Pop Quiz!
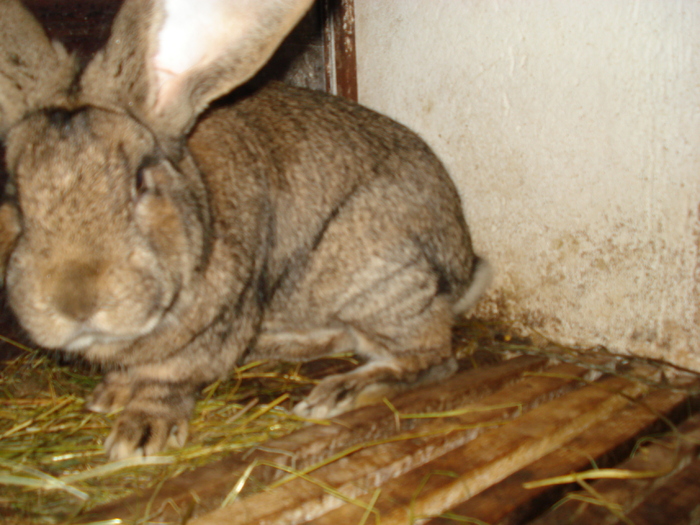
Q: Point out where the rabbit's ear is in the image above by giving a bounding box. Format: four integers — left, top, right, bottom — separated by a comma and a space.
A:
0, 0, 76, 135
79, 0, 162, 119
81, 0, 313, 140
150, 0, 314, 136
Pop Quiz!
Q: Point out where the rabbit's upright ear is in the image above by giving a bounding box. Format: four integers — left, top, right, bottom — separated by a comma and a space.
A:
81, 0, 314, 141
0, 0, 76, 135
79, 0, 162, 119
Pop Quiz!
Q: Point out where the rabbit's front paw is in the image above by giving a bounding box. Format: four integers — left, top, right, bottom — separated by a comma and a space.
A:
86, 371, 133, 413
105, 406, 190, 461
102, 383, 196, 460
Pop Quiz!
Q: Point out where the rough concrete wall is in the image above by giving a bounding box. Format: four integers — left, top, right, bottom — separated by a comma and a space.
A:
355, 0, 700, 371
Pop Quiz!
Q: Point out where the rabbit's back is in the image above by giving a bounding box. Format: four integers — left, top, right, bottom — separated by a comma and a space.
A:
188, 82, 476, 310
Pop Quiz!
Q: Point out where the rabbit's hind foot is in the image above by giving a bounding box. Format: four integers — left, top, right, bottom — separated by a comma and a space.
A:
292, 353, 457, 419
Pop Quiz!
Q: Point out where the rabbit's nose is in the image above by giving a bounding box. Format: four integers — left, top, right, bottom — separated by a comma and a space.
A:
53, 262, 102, 322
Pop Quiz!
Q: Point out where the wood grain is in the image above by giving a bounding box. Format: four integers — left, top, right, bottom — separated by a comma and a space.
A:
531, 412, 700, 525
191, 363, 591, 525
425, 387, 694, 525
304, 372, 655, 524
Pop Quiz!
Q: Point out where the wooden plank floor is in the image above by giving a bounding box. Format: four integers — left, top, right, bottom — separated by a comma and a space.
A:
77, 334, 700, 525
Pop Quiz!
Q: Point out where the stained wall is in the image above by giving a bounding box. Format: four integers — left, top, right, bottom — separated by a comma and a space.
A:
355, 0, 700, 370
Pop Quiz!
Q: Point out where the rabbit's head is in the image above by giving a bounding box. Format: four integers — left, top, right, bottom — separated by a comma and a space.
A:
0, 0, 312, 357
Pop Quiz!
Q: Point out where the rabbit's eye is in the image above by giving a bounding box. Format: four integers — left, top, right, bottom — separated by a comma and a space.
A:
135, 166, 157, 198
3, 179, 17, 200
133, 155, 162, 199
135, 168, 147, 195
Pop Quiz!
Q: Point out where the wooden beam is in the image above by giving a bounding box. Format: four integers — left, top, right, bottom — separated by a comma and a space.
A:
322, 0, 358, 101
531, 412, 700, 525
304, 372, 655, 524
424, 387, 694, 524
189, 363, 591, 525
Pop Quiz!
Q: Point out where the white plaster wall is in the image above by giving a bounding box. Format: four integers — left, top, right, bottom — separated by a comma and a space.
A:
355, 0, 700, 370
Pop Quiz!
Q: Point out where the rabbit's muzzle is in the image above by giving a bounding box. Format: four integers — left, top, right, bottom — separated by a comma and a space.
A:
5, 243, 172, 355
53, 261, 102, 322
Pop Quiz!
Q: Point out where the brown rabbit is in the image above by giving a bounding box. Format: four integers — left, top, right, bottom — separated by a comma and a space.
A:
0, 0, 491, 460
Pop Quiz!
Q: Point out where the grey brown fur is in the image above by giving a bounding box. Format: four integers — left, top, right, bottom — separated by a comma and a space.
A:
0, 0, 491, 460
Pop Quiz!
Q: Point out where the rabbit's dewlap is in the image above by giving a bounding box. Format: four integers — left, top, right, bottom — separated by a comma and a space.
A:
0, 0, 490, 460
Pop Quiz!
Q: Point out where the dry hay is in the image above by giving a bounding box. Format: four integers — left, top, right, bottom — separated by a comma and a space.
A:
0, 335, 351, 523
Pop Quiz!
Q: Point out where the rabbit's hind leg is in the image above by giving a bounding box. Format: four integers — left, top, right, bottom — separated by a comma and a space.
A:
291, 288, 458, 419
252, 254, 458, 419
257, 183, 466, 419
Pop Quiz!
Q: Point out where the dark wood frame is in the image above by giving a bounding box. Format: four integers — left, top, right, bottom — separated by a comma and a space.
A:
322, 0, 358, 101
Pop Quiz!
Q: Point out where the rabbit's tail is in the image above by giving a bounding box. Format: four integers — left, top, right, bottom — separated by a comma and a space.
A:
452, 257, 493, 315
